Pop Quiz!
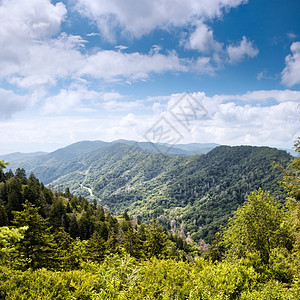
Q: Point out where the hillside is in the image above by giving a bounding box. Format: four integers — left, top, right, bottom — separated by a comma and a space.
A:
1, 140, 218, 184
21, 142, 291, 242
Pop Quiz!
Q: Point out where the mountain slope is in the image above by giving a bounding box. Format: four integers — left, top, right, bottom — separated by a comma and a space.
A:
2, 140, 217, 184
47, 143, 292, 242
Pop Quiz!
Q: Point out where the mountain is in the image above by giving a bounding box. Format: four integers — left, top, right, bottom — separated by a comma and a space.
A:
111, 139, 218, 155
1, 140, 292, 242
172, 142, 219, 155
0, 140, 218, 184
0, 151, 47, 162
43, 143, 291, 242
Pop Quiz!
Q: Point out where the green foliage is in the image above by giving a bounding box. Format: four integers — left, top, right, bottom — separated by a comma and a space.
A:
0, 160, 9, 169
275, 138, 300, 201
12, 201, 56, 269
0, 226, 27, 266
223, 190, 293, 263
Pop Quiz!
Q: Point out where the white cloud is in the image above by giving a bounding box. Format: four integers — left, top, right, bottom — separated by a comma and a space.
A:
287, 32, 297, 40
75, 0, 247, 39
1, 89, 298, 154
0, 89, 29, 120
212, 89, 300, 103
42, 87, 100, 114
185, 26, 257, 69
0, 0, 66, 78
227, 36, 259, 63
195, 101, 299, 147
101, 92, 124, 101
186, 23, 222, 54
281, 42, 300, 87
79, 50, 187, 80
103, 100, 143, 111
0, 0, 189, 97
115, 45, 128, 51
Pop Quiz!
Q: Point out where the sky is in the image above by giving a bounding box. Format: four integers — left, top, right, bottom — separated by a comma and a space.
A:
0, 0, 300, 154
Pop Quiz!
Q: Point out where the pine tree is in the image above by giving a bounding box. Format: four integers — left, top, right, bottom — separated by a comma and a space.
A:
12, 200, 56, 269
6, 177, 23, 221
123, 227, 143, 258
145, 219, 168, 258
0, 199, 8, 226
87, 231, 106, 262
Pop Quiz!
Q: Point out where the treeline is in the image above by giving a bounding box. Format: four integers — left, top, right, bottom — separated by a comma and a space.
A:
0, 139, 299, 299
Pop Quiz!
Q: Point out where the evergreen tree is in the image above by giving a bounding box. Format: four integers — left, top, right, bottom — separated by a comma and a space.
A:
87, 231, 106, 262
123, 227, 143, 258
49, 197, 67, 230
23, 173, 42, 207
0, 199, 8, 226
145, 219, 168, 258
6, 177, 23, 221
69, 213, 79, 239
12, 200, 56, 269
15, 168, 27, 184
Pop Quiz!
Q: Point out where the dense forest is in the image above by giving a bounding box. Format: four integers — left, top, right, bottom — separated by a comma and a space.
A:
0, 140, 299, 299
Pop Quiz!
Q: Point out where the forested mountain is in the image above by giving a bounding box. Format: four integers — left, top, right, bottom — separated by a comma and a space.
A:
48, 144, 292, 242
0, 167, 199, 267
0, 151, 47, 162
0, 141, 299, 299
1, 140, 218, 183
2, 141, 292, 243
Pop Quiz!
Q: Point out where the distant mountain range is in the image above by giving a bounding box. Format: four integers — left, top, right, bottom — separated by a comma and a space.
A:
0, 140, 293, 242
0, 140, 219, 181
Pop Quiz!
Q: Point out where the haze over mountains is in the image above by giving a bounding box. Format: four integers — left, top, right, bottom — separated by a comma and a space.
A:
0, 140, 292, 242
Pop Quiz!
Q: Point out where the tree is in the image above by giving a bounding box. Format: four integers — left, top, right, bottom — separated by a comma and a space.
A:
23, 173, 43, 207
276, 138, 300, 252
223, 190, 293, 263
15, 168, 27, 184
0, 199, 8, 226
87, 231, 106, 262
6, 177, 23, 221
275, 138, 300, 201
0, 226, 27, 266
123, 227, 143, 258
145, 219, 168, 258
49, 197, 67, 230
12, 200, 56, 269
0, 160, 9, 169
69, 213, 79, 239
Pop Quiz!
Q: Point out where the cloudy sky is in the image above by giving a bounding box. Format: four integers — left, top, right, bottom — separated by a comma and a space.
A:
0, 0, 299, 154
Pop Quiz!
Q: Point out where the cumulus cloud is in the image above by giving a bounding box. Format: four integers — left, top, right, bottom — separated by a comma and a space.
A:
196, 101, 299, 147
185, 26, 257, 69
281, 42, 300, 86
0, 89, 29, 120
79, 50, 187, 80
0, 0, 66, 76
186, 23, 222, 54
211, 89, 300, 103
163, 90, 299, 148
1, 89, 298, 154
75, 0, 247, 39
42, 87, 100, 114
227, 36, 259, 63
0, 0, 190, 96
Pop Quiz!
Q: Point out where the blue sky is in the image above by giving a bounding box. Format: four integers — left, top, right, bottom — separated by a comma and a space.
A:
0, 0, 299, 154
